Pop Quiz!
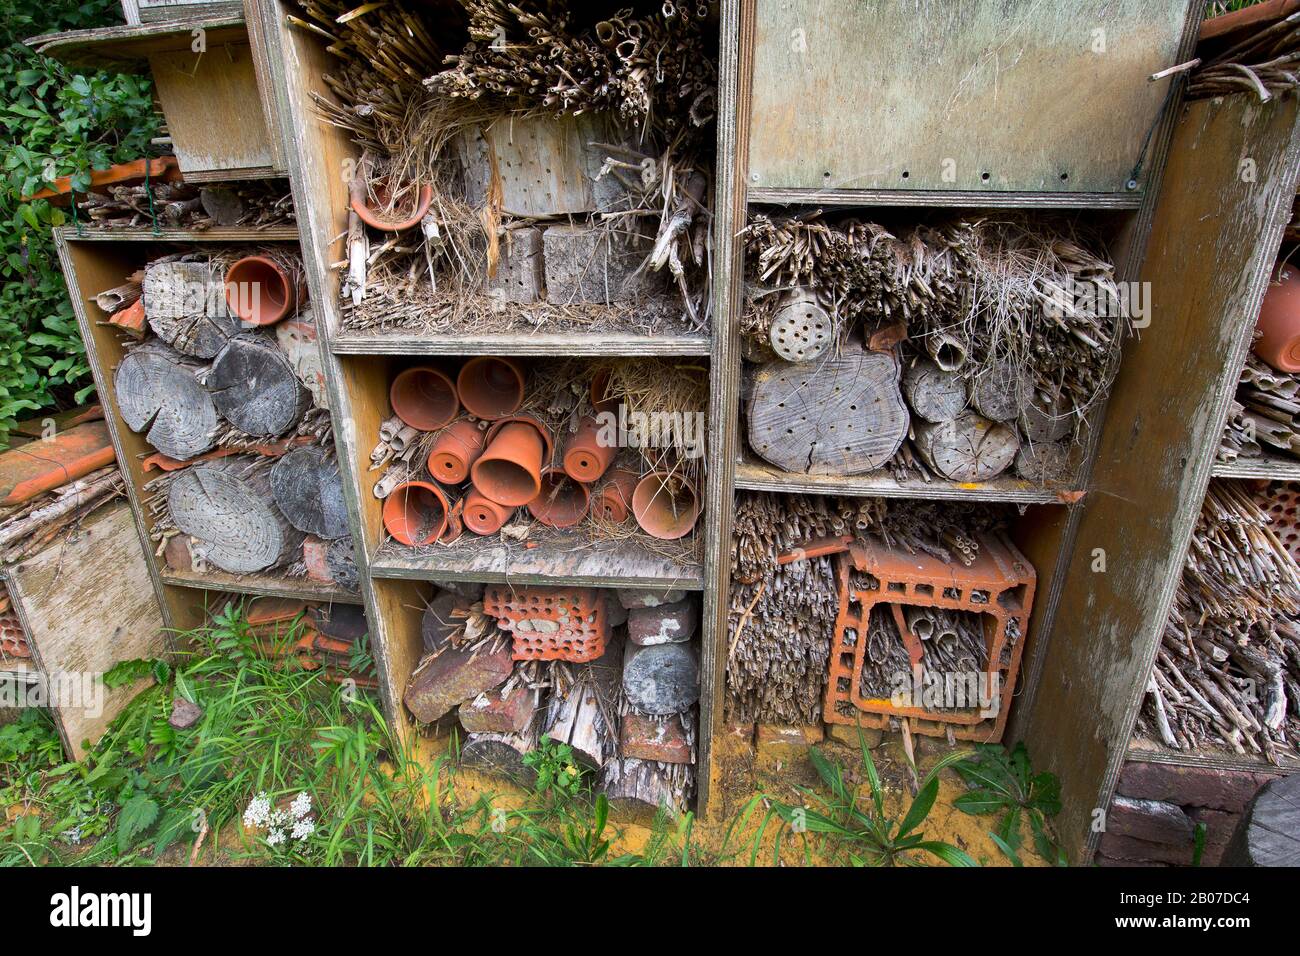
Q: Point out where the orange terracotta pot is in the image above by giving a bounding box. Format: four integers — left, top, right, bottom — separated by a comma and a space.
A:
457, 356, 526, 420
562, 415, 616, 483
632, 472, 700, 540
390, 366, 460, 431
590, 367, 618, 414
528, 467, 590, 529
349, 177, 434, 232
383, 481, 450, 545
225, 255, 297, 326
1254, 267, 1300, 372
472, 418, 551, 507
427, 418, 487, 484
594, 468, 639, 524
463, 486, 515, 535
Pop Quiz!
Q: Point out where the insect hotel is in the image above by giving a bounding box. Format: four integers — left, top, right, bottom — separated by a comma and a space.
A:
28, 0, 1300, 862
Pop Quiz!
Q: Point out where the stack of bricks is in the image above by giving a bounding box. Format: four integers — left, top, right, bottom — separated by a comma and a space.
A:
1097, 760, 1284, 866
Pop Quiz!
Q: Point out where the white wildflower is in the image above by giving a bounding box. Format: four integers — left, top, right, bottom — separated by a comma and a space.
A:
265, 827, 286, 847
291, 817, 315, 841
289, 791, 312, 820
243, 792, 272, 829
269, 807, 289, 829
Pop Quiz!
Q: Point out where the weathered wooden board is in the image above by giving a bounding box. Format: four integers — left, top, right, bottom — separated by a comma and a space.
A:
4, 502, 165, 760
747, 0, 1194, 194
329, 331, 711, 357
1015, 95, 1300, 863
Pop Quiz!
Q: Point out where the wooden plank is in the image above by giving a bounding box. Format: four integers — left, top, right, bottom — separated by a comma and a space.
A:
330, 332, 711, 357
159, 568, 361, 605
1013, 95, 1300, 864
1211, 455, 1300, 481
148, 40, 275, 176
138, 0, 243, 25
747, 0, 1192, 194
29, 18, 247, 68
1127, 737, 1300, 776
5, 503, 166, 760
734, 455, 1070, 504
370, 533, 704, 591
57, 224, 297, 242
750, 187, 1144, 210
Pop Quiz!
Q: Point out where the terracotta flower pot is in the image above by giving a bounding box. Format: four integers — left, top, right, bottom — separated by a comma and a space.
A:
225, 255, 298, 326
528, 467, 590, 529
632, 472, 700, 540
562, 415, 616, 483
389, 366, 460, 431
457, 356, 526, 420
349, 176, 434, 232
590, 367, 618, 414
382, 481, 450, 545
1254, 267, 1300, 372
427, 418, 487, 484
463, 486, 514, 535
594, 468, 639, 524
472, 418, 551, 507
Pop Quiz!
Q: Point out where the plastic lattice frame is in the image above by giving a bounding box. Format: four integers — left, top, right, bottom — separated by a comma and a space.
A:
484, 585, 609, 662
1254, 480, 1300, 565
823, 533, 1035, 742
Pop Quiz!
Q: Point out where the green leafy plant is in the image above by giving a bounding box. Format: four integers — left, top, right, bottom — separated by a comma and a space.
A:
522, 736, 588, 801
951, 741, 1065, 866
747, 732, 977, 867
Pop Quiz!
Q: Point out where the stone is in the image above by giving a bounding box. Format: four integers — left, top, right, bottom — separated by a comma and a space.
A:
302, 536, 333, 583
616, 587, 687, 609
627, 598, 696, 646
1115, 761, 1280, 813
1187, 806, 1239, 847
403, 643, 513, 724
1107, 795, 1193, 845
756, 724, 824, 769
1097, 832, 1195, 867
458, 681, 535, 734
169, 698, 203, 730
825, 721, 884, 749
487, 227, 544, 303
543, 224, 644, 305
621, 713, 692, 764
163, 534, 192, 573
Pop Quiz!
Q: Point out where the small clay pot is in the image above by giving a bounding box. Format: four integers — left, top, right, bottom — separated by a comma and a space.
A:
389, 366, 459, 431
349, 176, 433, 232
1254, 267, 1300, 372
589, 367, 618, 414
225, 255, 297, 326
632, 472, 700, 540
463, 486, 514, 535
528, 467, 590, 529
457, 356, 526, 420
472, 417, 552, 507
562, 415, 616, 483
382, 481, 450, 546
427, 418, 487, 484
594, 468, 639, 524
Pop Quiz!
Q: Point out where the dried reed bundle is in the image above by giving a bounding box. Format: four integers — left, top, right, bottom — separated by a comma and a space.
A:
1188, 11, 1300, 102
1219, 355, 1300, 462
1138, 480, 1300, 762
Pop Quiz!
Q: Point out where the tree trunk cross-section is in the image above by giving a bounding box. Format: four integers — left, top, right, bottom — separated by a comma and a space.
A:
914, 412, 1020, 482
271, 445, 350, 540
143, 258, 240, 359
114, 342, 220, 460
167, 455, 304, 574
207, 334, 310, 438
748, 350, 908, 475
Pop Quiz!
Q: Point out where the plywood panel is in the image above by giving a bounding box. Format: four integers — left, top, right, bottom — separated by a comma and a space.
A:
747, 0, 1194, 193
5, 503, 166, 760
1016, 95, 1300, 862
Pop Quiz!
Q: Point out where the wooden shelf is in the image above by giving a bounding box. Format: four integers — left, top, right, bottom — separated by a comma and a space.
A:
1127, 736, 1300, 776
160, 569, 362, 605
734, 455, 1072, 504
28, 18, 248, 69
748, 187, 1144, 210
369, 530, 704, 590
331, 331, 710, 357
0, 658, 39, 683
58, 225, 297, 243
1211, 454, 1300, 481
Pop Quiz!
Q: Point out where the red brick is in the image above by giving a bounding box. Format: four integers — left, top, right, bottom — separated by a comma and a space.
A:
1115, 761, 1280, 812
458, 681, 536, 734
302, 536, 333, 583
1095, 854, 1169, 868
403, 643, 513, 724
1108, 795, 1193, 845
164, 535, 192, 572
1098, 832, 1195, 866
621, 713, 692, 764
627, 598, 696, 646
1188, 807, 1240, 847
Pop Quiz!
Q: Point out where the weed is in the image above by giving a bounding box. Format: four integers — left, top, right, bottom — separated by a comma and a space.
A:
951, 741, 1066, 866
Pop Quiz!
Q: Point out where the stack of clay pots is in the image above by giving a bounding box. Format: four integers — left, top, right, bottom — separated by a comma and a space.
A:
380, 357, 701, 546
